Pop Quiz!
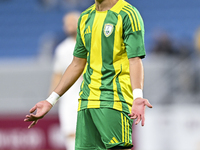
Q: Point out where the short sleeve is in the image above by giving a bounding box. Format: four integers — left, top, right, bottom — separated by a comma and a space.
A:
73, 17, 88, 59
123, 7, 146, 59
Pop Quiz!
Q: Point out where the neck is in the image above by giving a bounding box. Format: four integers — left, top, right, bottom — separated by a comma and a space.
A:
95, 0, 118, 11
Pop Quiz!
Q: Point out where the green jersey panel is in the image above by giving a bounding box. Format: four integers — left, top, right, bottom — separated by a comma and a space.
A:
73, 0, 146, 114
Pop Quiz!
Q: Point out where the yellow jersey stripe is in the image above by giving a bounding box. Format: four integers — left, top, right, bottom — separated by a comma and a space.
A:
112, 14, 123, 111
122, 8, 135, 32
91, 5, 96, 12
82, 4, 95, 14
123, 7, 138, 31
80, 14, 89, 47
78, 99, 81, 111
78, 62, 89, 111
110, 0, 124, 14
87, 11, 107, 108
124, 116, 127, 142
125, 5, 141, 31
127, 119, 129, 143
112, 137, 119, 143
78, 80, 85, 111
79, 77, 85, 96
121, 113, 124, 142
117, 58, 133, 113
110, 139, 115, 144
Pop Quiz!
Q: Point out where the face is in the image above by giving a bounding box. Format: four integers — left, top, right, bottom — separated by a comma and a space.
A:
63, 14, 79, 37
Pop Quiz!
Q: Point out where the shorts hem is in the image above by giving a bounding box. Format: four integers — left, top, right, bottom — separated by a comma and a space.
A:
107, 143, 133, 149
75, 147, 106, 150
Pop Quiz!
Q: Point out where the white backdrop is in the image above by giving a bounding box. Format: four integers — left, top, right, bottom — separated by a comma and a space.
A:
135, 105, 200, 150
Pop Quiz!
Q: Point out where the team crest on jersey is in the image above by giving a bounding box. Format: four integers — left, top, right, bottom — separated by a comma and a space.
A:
104, 23, 114, 37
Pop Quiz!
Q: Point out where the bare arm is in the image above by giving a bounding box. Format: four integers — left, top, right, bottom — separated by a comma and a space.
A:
49, 73, 62, 93
129, 57, 144, 90
24, 56, 86, 128
54, 56, 86, 96
128, 57, 152, 126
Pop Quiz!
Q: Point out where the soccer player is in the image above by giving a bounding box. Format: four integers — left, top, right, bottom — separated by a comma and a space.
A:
50, 12, 81, 150
24, 0, 153, 149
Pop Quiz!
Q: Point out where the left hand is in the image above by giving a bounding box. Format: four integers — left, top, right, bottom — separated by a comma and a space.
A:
128, 98, 153, 126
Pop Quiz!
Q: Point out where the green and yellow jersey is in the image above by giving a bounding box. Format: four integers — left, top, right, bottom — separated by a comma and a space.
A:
73, 0, 146, 114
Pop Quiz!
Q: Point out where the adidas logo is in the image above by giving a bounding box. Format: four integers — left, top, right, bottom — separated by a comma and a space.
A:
109, 137, 119, 144
109, 137, 132, 147
85, 26, 91, 34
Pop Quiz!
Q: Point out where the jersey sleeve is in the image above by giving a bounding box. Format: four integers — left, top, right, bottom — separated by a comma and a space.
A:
123, 7, 146, 59
73, 17, 88, 59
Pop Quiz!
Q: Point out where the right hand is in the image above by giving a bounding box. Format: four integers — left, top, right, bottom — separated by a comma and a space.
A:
24, 100, 52, 129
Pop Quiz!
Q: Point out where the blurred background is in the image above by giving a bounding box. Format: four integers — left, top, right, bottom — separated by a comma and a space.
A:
0, 0, 200, 150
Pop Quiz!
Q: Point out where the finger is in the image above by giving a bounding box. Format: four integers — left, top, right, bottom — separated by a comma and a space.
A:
135, 115, 141, 125
24, 115, 34, 122
128, 112, 135, 117
131, 114, 137, 119
141, 114, 145, 126
30, 113, 43, 119
29, 105, 37, 113
30, 114, 37, 118
28, 120, 37, 129
24, 114, 39, 122
129, 113, 137, 119
145, 100, 153, 108
24, 117, 35, 122
25, 115, 31, 118
24, 118, 30, 122
28, 120, 38, 129
28, 122, 34, 129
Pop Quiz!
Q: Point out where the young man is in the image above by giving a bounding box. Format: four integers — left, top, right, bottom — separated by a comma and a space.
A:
50, 12, 81, 150
24, 0, 153, 150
